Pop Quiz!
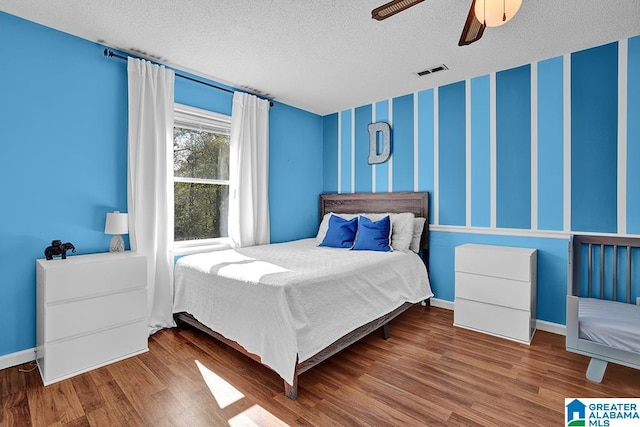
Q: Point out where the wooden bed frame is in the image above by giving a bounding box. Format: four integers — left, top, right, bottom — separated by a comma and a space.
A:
566, 234, 640, 382
174, 191, 430, 399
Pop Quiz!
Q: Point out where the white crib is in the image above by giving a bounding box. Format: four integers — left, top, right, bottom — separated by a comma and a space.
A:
566, 235, 640, 382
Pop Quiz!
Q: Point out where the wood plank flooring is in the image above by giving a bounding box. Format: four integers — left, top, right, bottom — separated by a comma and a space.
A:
2, 305, 639, 426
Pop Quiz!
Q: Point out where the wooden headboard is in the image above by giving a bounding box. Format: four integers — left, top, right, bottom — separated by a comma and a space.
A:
319, 192, 430, 252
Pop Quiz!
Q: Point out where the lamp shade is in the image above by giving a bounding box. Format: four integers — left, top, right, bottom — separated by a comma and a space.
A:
474, 0, 522, 27
105, 211, 128, 235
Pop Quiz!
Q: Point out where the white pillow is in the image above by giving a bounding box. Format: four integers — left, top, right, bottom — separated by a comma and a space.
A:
316, 212, 332, 243
316, 212, 415, 251
316, 212, 358, 244
387, 212, 414, 252
409, 217, 426, 253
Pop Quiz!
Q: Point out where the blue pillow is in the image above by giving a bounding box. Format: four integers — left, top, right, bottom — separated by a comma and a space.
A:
352, 215, 392, 252
319, 215, 358, 248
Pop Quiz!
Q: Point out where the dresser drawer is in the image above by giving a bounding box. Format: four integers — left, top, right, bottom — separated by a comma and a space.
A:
454, 298, 533, 343
38, 319, 147, 385
45, 288, 146, 342
455, 244, 535, 281
455, 272, 531, 311
39, 253, 146, 303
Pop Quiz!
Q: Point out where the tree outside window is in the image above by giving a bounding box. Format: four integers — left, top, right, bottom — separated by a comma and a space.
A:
173, 106, 230, 243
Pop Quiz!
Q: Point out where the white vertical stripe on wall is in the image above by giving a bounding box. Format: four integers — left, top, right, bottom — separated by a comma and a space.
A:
338, 111, 342, 194
388, 98, 393, 192
414, 92, 419, 191
465, 79, 472, 227
351, 108, 355, 193
490, 72, 497, 228
433, 87, 440, 225
371, 103, 376, 192
563, 54, 571, 232
531, 62, 539, 231
618, 39, 628, 234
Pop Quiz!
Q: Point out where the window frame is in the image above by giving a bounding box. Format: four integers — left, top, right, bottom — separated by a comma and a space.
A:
172, 103, 232, 255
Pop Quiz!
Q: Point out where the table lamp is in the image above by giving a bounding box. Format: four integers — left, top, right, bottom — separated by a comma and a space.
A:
104, 211, 128, 252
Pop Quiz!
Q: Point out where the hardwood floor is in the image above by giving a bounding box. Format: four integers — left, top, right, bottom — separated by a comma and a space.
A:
2, 305, 639, 426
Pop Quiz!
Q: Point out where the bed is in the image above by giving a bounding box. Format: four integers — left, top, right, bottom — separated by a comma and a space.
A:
173, 191, 432, 399
566, 234, 640, 382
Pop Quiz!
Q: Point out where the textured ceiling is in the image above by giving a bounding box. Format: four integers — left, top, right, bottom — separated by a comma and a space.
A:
2, 1, 639, 115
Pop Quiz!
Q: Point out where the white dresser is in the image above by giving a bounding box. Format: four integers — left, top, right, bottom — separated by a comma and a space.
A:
454, 244, 537, 344
36, 251, 148, 385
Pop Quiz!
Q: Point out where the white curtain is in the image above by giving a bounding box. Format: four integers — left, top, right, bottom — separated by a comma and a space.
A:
127, 57, 176, 335
228, 92, 270, 247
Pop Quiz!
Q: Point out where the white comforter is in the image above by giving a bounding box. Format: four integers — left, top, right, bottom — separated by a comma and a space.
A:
173, 238, 432, 384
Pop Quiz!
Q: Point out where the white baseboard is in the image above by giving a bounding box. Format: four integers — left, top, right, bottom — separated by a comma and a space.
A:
428, 298, 566, 336
430, 298, 454, 310
0, 348, 36, 371
536, 319, 566, 336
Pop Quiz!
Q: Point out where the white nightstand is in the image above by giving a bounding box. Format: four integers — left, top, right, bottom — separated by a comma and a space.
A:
36, 251, 148, 385
454, 244, 537, 344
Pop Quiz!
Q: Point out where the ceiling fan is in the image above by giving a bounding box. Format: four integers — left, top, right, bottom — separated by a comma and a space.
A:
371, 0, 522, 46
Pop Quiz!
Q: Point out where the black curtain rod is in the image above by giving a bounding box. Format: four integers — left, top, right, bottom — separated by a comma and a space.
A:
103, 49, 273, 106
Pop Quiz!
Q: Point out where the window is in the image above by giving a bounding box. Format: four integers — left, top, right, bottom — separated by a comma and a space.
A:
173, 104, 231, 249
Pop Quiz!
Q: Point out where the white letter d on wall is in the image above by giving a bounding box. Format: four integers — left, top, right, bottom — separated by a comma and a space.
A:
368, 122, 392, 165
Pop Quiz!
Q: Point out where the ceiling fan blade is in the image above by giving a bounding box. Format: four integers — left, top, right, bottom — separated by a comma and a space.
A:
458, 0, 486, 46
372, 0, 425, 21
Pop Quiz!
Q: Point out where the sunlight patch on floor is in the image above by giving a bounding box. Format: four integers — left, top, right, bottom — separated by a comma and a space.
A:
228, 404, 290, 427
195, 360, 245, 409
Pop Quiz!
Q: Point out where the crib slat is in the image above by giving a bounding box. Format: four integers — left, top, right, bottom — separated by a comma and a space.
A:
600, 244, 605, 298
627, 246, 632, 304
572, 239, 581, 296
588, 244, 593, 298
613, 245, 618, 301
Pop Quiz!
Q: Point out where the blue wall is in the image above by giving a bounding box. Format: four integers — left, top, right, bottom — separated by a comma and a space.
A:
571, 43, 619, 233
537, 57, 564, 231
269, 103, 323, 243
496, 65, 531, 229
0, 11, 322, 359
322, 35, 640, 325
438, 82, 466, 226
629, 36, 640, 234
470, 76, 491, 228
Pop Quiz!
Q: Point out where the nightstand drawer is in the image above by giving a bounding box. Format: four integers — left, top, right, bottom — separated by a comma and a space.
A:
39, 320, 147, 385
46, 288, 146, 342
455, 272, 531, 311
41, 253, 146, 303
455, 244, 535, 281
454, 298, 532, 342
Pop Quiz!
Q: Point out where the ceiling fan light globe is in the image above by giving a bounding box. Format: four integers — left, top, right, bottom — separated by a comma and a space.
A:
474, 0, 522, 27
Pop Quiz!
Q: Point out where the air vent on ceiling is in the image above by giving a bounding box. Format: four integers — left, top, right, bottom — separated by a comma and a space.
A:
416, 64, 449, 77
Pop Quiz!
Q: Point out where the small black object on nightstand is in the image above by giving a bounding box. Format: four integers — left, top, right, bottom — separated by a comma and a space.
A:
44, 240, 76, 260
